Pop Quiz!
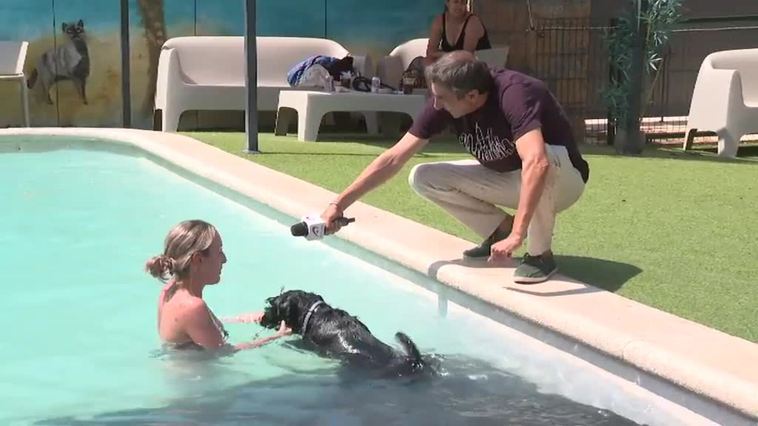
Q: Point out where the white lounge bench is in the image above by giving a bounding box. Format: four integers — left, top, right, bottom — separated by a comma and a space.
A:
0, 41, 30, 127
154, 36, 371, 132
684, 48, 758, 157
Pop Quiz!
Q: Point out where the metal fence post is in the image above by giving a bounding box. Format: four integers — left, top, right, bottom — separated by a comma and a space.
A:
120, 0, 131, 128
244, 0, 259, 153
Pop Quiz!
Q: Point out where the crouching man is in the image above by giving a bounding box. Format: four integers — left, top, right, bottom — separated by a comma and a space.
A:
321, 51, 589, 284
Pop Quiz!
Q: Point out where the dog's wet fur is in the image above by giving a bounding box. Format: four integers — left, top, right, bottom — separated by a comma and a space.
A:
260, 290, 436, 378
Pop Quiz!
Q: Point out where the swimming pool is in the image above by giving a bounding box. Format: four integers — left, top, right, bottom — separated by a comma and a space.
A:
0, 135, 722, 425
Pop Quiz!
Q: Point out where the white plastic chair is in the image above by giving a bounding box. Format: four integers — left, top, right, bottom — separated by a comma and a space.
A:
376, 38, 429, 88
377, 39, 510, 87
0, 41, 30, 127
476, 46, 510, 69
684, 48, 758, 157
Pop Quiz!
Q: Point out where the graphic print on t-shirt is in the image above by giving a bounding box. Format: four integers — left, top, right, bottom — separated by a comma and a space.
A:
458, 122, 516, 162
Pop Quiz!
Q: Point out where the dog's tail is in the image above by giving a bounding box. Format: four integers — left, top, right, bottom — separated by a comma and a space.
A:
27, 68, 38, 89
395, 332, 422, 364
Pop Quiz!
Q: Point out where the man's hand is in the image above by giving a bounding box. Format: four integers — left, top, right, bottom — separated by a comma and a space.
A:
320, 203, 344, 235
488, 233, 524, 262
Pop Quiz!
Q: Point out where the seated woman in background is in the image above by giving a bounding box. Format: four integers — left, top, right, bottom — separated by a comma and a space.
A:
403, 0, 491, 85
145, 219, 290, 352
425, 0, 491, 65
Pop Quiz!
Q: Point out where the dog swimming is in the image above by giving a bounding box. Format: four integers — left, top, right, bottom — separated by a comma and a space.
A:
260, 290, 436, 377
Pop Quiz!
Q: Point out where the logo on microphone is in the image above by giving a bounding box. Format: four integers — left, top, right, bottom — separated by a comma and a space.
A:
290, 214, 355, 241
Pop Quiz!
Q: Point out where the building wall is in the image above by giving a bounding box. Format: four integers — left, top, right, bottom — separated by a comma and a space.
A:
0, 0, 445, 129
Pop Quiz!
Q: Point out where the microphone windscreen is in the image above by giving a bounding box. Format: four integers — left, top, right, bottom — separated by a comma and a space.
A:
290, 221, 309, 237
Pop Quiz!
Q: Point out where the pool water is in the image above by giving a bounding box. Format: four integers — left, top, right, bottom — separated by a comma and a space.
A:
0, 142, 702, 425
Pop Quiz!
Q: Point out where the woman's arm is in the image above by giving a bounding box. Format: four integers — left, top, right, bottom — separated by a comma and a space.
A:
234, 321, 291, 351
182, 301, 227, 349
462, 15, 486, 53
221, 311, 264, 324
425, 16, 444, 64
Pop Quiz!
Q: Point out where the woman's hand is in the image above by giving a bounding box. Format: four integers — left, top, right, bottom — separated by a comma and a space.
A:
276, 320, 292, 337
221, 312, 264, 324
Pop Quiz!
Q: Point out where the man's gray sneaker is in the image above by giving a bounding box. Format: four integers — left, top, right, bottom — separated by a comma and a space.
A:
463, 227, 510, 259
514, 253, 557, 284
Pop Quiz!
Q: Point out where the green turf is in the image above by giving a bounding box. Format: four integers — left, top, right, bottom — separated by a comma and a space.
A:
186, 131, 758, 342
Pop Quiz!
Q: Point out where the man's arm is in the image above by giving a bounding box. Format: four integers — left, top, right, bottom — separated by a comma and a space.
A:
490, 128, 550, 259
322, 132, 428, 231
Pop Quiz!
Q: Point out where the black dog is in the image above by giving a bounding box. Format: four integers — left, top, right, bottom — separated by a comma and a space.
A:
260, 290, 433, 377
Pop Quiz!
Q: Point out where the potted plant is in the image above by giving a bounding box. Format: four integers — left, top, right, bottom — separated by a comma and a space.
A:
604, 0, 682, 154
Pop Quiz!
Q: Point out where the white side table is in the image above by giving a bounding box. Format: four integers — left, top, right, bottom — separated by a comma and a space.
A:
275, 90, 427, 141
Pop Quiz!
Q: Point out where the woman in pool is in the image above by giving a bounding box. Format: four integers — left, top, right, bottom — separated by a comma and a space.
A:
145, 219, 290, 351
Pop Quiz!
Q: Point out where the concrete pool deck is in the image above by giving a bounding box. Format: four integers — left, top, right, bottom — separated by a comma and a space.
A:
1, 127, 756, 424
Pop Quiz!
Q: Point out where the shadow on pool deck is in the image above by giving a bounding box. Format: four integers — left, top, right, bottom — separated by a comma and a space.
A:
428, 255, 642, 294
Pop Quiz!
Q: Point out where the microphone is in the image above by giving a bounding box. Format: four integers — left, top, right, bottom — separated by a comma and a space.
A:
290, 214, 355, 240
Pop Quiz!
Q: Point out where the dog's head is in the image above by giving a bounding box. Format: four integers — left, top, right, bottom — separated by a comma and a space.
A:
62, 20, 85, 39
260, 290, 325, 333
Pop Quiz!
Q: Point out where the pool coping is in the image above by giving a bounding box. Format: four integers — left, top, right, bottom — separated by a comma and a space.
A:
2, 127, 756, 423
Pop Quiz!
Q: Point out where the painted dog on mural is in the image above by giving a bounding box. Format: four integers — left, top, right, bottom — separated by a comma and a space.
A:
28, 20, 90, 105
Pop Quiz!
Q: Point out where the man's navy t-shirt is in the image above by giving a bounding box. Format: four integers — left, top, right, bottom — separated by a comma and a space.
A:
409, 69, 589, 183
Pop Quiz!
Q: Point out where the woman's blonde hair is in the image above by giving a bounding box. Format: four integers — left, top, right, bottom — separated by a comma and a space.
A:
145, 220, 218, 282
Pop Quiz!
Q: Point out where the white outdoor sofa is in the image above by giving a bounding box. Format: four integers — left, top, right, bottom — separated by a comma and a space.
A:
154, 36, 371, 132
376, 37, 509, 88
683, 48, 758, 157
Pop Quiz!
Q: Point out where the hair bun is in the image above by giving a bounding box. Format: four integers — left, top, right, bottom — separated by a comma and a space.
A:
145, 254, 175, 281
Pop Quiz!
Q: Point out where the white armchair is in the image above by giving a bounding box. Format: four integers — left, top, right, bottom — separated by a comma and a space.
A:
476, 46, 509, 69
0, 41, 30, 127
376, 38, 509, 89
684, 48, 758, 157
376, 38, 429, 89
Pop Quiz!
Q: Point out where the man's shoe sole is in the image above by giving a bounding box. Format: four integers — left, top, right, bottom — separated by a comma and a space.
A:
513, 267, 557, 284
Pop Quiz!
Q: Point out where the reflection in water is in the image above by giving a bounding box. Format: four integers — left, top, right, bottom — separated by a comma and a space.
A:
37, 355, 640, 426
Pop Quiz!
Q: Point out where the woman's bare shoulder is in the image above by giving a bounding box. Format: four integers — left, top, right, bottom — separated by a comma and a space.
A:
468, 13, 486, 29
430, 14, 443, 29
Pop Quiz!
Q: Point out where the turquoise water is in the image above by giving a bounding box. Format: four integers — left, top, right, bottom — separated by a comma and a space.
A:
0, 140, 686, 425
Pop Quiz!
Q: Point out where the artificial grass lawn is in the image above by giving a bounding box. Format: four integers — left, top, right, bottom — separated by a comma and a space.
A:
187, 131, 758, 342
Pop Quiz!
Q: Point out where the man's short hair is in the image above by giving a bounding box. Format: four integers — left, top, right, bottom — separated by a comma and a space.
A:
425, 51, 493, 99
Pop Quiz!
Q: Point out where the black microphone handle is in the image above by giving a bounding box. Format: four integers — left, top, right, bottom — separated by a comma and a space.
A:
334, 217, 356, 226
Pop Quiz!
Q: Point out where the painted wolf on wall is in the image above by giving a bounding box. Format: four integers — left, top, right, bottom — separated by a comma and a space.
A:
28, 20, 90, 105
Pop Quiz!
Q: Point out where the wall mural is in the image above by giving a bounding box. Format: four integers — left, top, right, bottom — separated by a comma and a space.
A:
0, 0, 442, 129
